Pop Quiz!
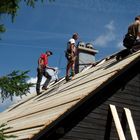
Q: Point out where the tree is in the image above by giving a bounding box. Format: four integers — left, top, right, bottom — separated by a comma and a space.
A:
0, 1, 54, 139
0, 0, 35, 33
0, 70, 34, 102
0, 0, 54, 34
0, 123, 17, 140
0, 0, 54, 100
0, 72, 34, 140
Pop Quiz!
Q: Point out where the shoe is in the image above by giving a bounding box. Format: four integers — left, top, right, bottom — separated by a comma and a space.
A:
36, 90, 40, 95
55, 79, 58, 83
42, 87, 48, 90
65, 75, 70, 81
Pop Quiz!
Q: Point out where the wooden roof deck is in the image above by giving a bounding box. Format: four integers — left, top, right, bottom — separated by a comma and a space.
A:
0, 50, 140, 140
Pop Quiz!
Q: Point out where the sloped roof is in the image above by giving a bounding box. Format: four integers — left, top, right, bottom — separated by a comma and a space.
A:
0, 50, 140, 140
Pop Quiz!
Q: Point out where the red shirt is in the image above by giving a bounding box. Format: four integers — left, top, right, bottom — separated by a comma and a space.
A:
38, 53, 48, 68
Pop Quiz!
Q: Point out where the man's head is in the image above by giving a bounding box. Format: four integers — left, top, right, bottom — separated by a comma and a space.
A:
135, 15, 140, 21
72, 32, 79, 40
46, 51, 53, 56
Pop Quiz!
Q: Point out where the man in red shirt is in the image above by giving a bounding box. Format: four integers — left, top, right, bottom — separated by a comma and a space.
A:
36, 51, 55, 95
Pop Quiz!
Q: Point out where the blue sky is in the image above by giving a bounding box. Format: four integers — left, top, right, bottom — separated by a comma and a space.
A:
0, 0, 140, 111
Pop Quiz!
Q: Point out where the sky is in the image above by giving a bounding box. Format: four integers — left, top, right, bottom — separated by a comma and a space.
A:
0, 0, 140, 112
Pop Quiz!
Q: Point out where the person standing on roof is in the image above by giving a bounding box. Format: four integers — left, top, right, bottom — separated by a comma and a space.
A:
123, 15, 140, 51
65, 33, 79, 81
36, 51, 55, 95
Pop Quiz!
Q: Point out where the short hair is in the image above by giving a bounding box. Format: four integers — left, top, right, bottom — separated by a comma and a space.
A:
135, 15, 140, 21
72, 32, 78, 38
46, 51, 53, 55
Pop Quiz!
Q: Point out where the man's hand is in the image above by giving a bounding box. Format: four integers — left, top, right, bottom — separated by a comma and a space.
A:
52, 68, 56, 71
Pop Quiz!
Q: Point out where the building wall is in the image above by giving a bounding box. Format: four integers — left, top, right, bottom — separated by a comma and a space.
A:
59, 74, 140, 140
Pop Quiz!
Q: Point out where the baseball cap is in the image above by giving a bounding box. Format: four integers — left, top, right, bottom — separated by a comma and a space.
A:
69, 38, 75, 44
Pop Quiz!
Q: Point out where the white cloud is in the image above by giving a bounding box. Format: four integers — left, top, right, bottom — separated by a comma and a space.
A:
105, 20, 115, 31
94, 21, 116, 47
117, 41, 124, 49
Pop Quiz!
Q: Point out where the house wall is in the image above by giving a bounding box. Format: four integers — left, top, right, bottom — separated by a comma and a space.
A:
59, 74, 140, 140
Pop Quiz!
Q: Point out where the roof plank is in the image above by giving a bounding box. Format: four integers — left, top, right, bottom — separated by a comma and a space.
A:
0, 50, 140, 140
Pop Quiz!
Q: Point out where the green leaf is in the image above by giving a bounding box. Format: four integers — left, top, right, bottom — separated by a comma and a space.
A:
0, 123, 17, 139
0, 70, 34, 102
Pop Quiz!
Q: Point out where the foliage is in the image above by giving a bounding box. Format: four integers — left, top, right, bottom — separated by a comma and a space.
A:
0, 0, 54, 34
0, 25, 5, 34
0, 1, 54, 139
0, 123, 17, 140
0, 70, 34, 102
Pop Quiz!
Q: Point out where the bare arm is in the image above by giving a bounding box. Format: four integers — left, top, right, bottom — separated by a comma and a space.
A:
38, 58, 44, 68
138, 24, 140, 38
69, 43, 75, 55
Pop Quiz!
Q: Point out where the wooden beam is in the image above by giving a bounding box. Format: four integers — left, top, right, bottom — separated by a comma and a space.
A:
109, 104, 126, 140
124, 108, 139, 140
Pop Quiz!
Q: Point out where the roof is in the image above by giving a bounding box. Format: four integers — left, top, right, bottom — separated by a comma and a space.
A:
0, 50, 140, 140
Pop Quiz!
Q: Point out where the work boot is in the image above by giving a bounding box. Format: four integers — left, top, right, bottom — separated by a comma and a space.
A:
65, 75, 70, 81
36, 90, 40, 95
42, 86, 48, 90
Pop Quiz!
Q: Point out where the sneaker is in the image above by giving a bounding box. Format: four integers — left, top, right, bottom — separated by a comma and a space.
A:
42, 87, 48, 90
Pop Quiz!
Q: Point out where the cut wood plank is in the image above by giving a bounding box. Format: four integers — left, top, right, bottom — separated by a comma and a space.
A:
0, 71, 116, 124
124, 108, 139, 140
109, 104, 126, 140
5, 127, 41, 140
4, 100, 79, 133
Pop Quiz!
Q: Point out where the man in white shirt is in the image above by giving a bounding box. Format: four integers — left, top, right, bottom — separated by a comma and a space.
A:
65, 33, 79, 81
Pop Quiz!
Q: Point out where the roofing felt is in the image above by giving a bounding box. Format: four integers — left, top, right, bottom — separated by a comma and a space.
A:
0, 50, 140, 140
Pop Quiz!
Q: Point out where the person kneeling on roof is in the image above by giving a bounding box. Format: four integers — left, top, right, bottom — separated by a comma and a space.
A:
123, 15, 140, 52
